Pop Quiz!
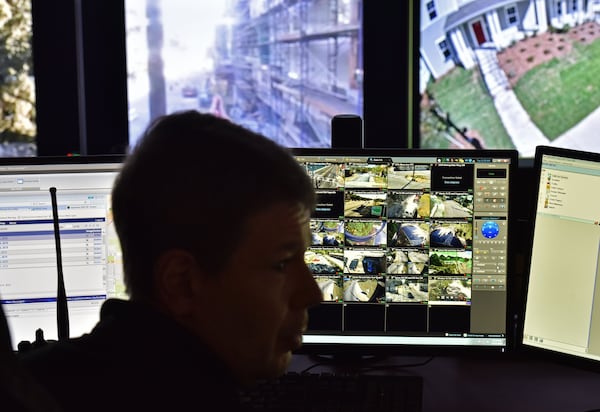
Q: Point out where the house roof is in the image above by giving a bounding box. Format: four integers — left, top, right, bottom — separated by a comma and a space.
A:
445, 0, 523, 31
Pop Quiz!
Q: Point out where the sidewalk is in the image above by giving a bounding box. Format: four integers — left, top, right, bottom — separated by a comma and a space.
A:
475, 48, 549, 158
476, 47, 600, 156
551, 105, 600, 152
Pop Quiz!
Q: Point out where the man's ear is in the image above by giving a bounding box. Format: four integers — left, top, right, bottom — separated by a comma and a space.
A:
154, 249, 202, 316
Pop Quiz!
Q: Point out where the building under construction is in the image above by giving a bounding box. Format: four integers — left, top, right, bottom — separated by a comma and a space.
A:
213, 0, 363, 147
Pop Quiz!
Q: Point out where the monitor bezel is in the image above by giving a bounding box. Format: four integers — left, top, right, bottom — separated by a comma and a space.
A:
292, 147, 519, 357
0, 155, 126, 168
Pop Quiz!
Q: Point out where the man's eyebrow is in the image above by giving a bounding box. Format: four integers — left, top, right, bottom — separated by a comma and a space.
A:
277, 238, 307, 253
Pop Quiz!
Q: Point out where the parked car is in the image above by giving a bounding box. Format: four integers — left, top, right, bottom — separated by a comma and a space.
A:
181, 85, 198, 98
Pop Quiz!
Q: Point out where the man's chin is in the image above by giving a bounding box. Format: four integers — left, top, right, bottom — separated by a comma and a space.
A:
239, 350, 294, 385
261, 350, 293, 380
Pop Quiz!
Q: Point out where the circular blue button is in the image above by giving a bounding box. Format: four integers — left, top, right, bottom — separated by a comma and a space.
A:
481, 221, 500, 239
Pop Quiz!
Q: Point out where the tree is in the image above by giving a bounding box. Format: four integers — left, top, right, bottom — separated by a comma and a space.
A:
0, 0, 35, 143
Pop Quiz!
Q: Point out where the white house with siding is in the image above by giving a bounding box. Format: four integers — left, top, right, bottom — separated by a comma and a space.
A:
420, 0, 597, 93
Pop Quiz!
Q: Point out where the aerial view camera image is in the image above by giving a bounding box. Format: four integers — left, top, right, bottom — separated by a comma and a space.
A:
419, 0, 600, 157
305, 162, 345, 189
430, 193, 473, 218
387, 249, 429, 275
345, 164, 388, 189
428, 250, 473, 275
344, 190, 387, 218
386, 276, 428, 303
344, 249, 387, 275
343, 276, 385, 303
388, 192, 430, 219
315, 275, 343, 302
428, 277, 472, 302
345, 220, 387, 247
430, 222, 473, 248
387, 164, 432, 190
125, 0, 363, 148
311, 220, 344, 247
388, 222, 430, 248
305, 248, 344, 275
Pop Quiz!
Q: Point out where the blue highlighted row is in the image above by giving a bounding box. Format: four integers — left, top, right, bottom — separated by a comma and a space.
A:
2, 295, 107, 304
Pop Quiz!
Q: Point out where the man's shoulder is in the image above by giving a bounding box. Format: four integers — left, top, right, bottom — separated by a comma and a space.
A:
18, 335, 109, 378
17, 300, 140, 372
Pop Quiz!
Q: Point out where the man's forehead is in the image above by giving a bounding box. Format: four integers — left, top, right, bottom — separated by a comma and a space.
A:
247, 202, 312, 239
286, 201, 312, 221
258, 201, 311, 221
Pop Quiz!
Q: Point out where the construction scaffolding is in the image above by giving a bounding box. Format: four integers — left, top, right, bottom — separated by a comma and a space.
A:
217, 0, 363, 147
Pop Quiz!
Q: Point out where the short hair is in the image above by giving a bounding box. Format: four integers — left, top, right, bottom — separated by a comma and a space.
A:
111, 111, 315, 301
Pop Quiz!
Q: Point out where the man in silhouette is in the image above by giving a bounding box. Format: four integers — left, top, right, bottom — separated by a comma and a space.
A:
19, 110, 322, 411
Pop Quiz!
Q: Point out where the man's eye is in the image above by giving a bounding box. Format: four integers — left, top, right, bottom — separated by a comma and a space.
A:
274, 259, 290, 272
275, 253, 302, 272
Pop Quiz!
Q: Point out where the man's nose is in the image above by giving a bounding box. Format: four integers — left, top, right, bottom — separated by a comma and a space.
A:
291, 263, 323, 309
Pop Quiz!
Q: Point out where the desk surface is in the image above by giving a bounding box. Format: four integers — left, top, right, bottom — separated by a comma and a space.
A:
289, 353, 600, 412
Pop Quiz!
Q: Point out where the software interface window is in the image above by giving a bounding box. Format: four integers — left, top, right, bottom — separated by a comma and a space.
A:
523, 153, 600, 360
0, 162, 123, 348
295, 152, 512, 347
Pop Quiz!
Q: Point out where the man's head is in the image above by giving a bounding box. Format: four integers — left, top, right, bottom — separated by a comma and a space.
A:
111, 110, 322, 382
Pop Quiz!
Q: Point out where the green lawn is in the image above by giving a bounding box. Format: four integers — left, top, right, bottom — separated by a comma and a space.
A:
514, 39, 600, 140
422, 37, 600, 147
423, 67, 514, 149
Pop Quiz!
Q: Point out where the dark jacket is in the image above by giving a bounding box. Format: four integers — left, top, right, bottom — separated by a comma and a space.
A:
18, 299, 243, 411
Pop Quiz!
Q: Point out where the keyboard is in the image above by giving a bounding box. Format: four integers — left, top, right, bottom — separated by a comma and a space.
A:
239, 371, 423, 411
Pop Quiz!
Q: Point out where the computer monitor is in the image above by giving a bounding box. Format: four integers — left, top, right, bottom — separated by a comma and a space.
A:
124, 0, 364, 149
416, 0, 600, 162
0, 156, 124, 349
522, 145, 600, 368
294, 148, 517, 356
0, 148, 517, 357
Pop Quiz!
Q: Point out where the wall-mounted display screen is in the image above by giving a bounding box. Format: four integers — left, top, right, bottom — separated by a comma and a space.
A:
418, 0, 600, 159
0, 0, 36, 157
125, 0, 363, 149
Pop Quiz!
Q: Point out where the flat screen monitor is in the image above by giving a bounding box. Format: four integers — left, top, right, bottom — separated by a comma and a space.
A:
0, 0, 37, 157
522, 145, 600, 368
0, 148, 517, 356
294, 148, 517, 355
417, 0, 600, 161
124, 0, 364, 149
0, 156, 124, 349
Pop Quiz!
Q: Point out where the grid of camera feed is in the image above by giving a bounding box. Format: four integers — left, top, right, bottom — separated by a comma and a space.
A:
296, 152, 511, 340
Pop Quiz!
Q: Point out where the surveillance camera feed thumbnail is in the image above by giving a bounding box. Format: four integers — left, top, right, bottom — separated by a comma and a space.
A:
125, 0, 363, 149
419, 1, 600, 158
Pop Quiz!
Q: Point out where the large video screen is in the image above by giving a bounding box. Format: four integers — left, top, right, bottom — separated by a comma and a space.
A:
418, 1, 600, 159
0, 0, 36, 157
125, 0, 363, 149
